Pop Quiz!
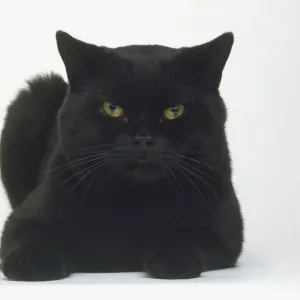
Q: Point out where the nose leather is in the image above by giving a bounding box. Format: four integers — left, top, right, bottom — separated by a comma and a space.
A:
132, 128, 153, 147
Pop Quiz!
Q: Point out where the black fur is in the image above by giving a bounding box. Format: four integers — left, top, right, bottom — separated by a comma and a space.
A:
0, 31, 243, 281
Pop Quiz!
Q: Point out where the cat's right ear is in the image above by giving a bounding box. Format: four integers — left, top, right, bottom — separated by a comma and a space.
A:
56, 31, 116, 84
56, 31, 84, 81
56, 30, 104, 83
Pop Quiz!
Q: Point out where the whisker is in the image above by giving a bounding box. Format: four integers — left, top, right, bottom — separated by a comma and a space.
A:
201, 160, 219, 173
164, 172, 178, 197
96, 155, 127, 193
179, 160, 215, 180
175, 164, 204, 203
37, 152, 109, 179
68, 160, 110, 195
178, 163, 220, 203
164, 164, 184, 196
83, 161, 112, 197
97, 165, 118, 192
80, 144, 114, 151
57, 159, 107, 188
176, 154, 219, 174
67, 154, 109, 168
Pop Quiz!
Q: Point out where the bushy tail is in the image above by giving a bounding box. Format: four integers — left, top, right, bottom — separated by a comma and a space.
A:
0, 73, 68, 208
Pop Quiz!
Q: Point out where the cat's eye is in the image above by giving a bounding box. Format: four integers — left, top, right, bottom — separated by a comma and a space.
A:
163, 104, 184, 120
102, 102, 124, 118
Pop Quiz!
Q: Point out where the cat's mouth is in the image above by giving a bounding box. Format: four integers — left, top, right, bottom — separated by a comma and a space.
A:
113, 148, 176, 181
119, 160, 164, 181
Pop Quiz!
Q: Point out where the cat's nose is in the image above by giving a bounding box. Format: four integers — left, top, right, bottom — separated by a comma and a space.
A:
132, 129, 154, 147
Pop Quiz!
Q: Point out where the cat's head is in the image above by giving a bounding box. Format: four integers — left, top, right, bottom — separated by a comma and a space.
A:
56, 31, 233, 182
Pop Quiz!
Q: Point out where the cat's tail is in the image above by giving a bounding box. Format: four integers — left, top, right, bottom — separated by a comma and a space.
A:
0, 73, 68, 209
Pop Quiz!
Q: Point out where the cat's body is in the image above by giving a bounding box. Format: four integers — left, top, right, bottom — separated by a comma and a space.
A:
0, 31, 243, 281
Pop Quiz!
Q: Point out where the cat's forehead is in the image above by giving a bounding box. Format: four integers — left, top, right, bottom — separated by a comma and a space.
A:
113, 45, 178, 62
107, 62, 183, 110
86, 46, 192, 110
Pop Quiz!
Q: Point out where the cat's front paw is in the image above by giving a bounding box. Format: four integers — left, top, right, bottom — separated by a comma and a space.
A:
143, 243, 202, 279
2, 245, 73, 281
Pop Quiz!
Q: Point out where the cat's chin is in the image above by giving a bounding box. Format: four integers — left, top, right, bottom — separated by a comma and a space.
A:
119, 162, 165, 182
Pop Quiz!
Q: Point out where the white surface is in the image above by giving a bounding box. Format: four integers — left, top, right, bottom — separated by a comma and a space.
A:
0, 0, 300, 298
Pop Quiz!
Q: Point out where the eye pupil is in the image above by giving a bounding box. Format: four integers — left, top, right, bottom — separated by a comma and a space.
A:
171, 106, 179, 115
109, 104, 116, 112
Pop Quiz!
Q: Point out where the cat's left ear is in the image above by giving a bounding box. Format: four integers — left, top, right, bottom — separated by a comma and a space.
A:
170, 32, 234, 89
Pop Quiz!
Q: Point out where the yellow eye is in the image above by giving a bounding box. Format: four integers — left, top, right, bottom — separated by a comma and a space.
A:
102, 102, 124, 118
163, 104, 184, 120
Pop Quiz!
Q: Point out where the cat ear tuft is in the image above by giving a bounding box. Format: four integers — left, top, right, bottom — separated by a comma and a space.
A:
171, 32, 234, 89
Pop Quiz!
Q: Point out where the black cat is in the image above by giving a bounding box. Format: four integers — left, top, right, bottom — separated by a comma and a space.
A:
0, 31, 243, 281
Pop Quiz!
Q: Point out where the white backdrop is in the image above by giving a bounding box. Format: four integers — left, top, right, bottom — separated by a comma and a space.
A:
0, 0, 299, 298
